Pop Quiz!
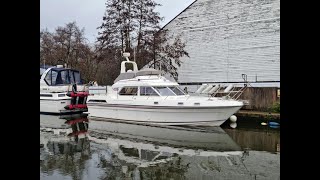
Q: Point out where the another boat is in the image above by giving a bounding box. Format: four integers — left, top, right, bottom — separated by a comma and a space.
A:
86, 53, 244, 126
40, 65, 89, 114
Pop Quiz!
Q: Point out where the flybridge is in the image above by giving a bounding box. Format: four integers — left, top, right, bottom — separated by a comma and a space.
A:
114, 52, 162, 83
114, 68, 162, 83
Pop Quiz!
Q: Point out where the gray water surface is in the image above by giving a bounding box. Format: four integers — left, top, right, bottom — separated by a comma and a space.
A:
40, 114, 280, 180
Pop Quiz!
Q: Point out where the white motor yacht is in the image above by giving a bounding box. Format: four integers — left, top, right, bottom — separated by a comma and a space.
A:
86, 53, 244, 126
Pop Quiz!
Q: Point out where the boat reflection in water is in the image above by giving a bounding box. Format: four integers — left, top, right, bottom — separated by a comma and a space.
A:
40, 115, 280, 180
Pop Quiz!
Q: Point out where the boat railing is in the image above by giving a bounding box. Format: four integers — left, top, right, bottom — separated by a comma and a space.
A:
210, 84, 248, 100
193, 74, 251, 100
67, 83, 89, 92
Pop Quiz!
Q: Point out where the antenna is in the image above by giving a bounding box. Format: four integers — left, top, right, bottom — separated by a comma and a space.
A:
133, 46, 136, 62
121, 29, 124, 54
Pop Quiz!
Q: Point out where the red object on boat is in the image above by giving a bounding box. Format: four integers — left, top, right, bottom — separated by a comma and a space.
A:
66, 91, 89, 97
64, 104, 88, 110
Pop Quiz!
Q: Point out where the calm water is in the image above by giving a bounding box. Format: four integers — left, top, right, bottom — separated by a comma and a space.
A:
40, 114, 280, 180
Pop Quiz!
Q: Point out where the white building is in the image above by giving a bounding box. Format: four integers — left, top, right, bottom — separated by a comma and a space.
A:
163, 0, 280, 92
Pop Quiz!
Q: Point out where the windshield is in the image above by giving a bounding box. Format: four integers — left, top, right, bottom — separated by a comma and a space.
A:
169, 86, 186, 95
153, 87, 176, 96
140, 86, 159, 96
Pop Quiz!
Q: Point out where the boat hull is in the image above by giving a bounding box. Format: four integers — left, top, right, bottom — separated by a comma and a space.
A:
40, 99, 87, 114
87, 103, 242, 126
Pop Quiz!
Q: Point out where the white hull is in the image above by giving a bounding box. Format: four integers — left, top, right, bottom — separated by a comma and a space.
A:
40, 98, 87, 114
87, 103, 241, 126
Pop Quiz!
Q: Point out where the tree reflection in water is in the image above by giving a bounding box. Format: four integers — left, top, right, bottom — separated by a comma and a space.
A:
40, 115, 280, 180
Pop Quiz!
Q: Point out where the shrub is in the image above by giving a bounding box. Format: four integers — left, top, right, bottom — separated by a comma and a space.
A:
269, 102, 280, 113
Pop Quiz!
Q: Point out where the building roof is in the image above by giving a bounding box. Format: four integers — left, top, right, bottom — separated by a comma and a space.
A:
160, 0, 198, 31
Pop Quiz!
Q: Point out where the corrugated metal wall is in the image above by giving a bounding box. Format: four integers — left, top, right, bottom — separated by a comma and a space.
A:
164, 0, 280, 84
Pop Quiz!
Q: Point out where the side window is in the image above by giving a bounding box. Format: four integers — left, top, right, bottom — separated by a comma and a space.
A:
140, 87, 159, 96
119, 87, 138, 95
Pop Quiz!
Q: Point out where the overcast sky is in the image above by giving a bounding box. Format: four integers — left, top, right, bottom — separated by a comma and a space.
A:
40, 0, 195, 43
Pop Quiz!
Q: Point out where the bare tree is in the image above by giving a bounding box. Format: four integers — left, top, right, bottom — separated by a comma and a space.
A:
40, 29, 55, 65
40, 22, 99, 83
40, 0, 189, 85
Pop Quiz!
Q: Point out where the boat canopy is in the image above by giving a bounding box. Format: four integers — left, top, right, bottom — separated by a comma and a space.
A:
43, 67, 83, 86
114, 68, 161, 83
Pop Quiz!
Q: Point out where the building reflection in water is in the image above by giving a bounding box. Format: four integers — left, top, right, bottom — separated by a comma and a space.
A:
222, 120, 280, 153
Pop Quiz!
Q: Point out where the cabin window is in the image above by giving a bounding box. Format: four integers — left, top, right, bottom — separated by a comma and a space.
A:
169, 86, 186, 95
119, 87, 138, 96
153, 86, 176, 96
140, 87, 159, 96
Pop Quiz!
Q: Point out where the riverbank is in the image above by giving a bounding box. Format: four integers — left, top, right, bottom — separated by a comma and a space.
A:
236, 110, 280, 121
